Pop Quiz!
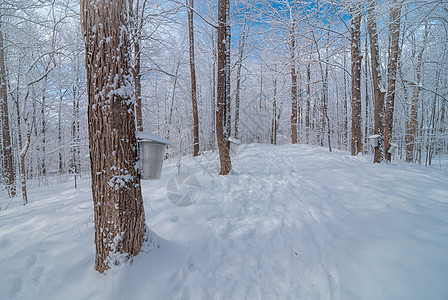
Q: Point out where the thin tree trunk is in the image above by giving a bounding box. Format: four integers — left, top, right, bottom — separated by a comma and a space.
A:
271, 77, 278, 145
384, 0, 402, 162
188, 0, 200, 156
71, 81, 80, 188
364, 27, 370, 154
0, 19, 15, 197
343, 54, 348, 150
233, 15, 248, 141
406, 23, 428, 162
41, 80, 47, 177
130, 0, 146, 132
166, 61, 180, 160
80, 0, 146, 273
290, 22, 298, 144
210, 32, 217, 149
59, 90, 64, 174
234, 47, 242, 140
306, 61, 311, 144
134, 40, 143, 131
351, 5, 363, 156
324, 41, 331, 152
216, 0, 231, 175
20, 119, 31, 205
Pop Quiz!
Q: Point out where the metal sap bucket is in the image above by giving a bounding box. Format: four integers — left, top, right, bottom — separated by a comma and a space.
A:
228, 137, 242, 157
136, 131, 171, 180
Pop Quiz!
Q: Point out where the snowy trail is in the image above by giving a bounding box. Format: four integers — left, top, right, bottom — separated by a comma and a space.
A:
1, 143, 448, 299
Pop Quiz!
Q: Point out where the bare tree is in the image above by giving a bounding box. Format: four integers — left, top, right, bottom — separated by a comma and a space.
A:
384, 0, 402, 162
405, 22, 428, 162
350, 3, 363, 156
290, 0, 298, 144
367, 0, 386, 163
128, 0, 147, 132
80, 0, 146, 273
188, 0, 200, 156
216, 0, 231, 175
234, 11, 250, 140
0, 16, 15, 197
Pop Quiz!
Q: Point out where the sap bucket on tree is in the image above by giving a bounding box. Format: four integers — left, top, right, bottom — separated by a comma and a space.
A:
368, 135, 381, 148
388, 143, 398, 154
228, 137, 242, 157
136, 131, 171, 180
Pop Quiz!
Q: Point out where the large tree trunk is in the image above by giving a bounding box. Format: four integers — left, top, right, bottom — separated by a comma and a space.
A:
0, 19, 16, 197
80, 0, 146, 273
351, 5, 363, 156
188, 0, 200, 156
367, 0, 386, 163
216, 0, 231, 175
384, 0, 402, 162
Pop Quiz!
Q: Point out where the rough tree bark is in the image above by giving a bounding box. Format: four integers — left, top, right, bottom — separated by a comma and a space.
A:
216, 0, 231, 175
188, 0, 200, 156
384, 0, 402, 162
351, 5, 363, 156
0, 18, 16, 197
80, 0, 146, 273
367, 0, 386, 163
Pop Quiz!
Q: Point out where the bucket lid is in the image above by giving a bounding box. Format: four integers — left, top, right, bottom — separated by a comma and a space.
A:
136, 131, 171, 145
228, 137, 242, 145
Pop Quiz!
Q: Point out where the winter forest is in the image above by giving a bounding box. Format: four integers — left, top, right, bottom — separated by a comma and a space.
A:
1, 0, 448, 299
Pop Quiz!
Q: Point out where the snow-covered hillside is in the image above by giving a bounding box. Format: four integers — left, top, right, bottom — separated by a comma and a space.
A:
1, 143, 447, 299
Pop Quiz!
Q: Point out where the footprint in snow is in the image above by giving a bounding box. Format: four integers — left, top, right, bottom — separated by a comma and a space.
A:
25, 255, 37, 270
10, 278, 22, 297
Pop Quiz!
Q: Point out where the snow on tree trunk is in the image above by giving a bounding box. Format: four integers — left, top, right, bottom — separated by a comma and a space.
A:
351, 5, 363, 156
367, 0, 386, 163
290, 2, 298, 145
406, 23, 428, 162
0, 18, 16, 198
216, 0, 231, 175
384, 0, 402, 162
188, 0, 200, 157
80, 0, 146, 273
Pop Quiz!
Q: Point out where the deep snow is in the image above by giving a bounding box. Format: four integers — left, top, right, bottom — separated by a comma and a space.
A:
1, 143, 448, 299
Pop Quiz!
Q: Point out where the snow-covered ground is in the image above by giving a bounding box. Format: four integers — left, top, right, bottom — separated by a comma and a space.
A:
1, 143, 448, 300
